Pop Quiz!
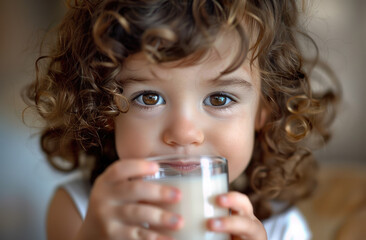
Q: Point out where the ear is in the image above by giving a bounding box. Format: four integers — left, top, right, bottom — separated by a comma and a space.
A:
255, 102, 269, 131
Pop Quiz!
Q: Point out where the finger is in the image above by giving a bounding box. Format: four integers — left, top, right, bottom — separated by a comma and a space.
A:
216, 191, 253, 216
101, 159, 159, 183
113, 181, 181, 203
114, 224, 174, 240
115, 203, 184, 230
207, 215, 266, 240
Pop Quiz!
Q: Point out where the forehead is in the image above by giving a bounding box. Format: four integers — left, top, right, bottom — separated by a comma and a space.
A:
119, 30, 259, 84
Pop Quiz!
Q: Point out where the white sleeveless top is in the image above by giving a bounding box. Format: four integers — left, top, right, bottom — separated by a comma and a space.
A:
61, 178, 311, 240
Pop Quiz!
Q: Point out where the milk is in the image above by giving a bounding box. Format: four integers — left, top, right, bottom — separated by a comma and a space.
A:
153, 173, 229, 240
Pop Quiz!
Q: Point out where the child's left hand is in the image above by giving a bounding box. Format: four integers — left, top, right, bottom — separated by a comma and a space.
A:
207, 191, 267, 240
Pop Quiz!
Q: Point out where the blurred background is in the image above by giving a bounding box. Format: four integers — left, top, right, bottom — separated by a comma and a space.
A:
0, 0, 365, 239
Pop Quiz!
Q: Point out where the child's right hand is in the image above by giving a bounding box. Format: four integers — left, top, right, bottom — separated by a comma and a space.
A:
76, 159, 183, 240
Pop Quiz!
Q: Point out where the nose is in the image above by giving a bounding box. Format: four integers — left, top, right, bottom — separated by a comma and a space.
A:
162, 115, 204, 147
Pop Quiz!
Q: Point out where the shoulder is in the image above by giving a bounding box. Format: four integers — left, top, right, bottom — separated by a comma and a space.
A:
47, 178, 91, 240
263, 206, 311, 240
47, 187, 82, 240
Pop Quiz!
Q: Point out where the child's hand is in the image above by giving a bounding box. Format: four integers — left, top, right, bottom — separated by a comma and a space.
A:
207, 192, 267, 240
76, 159, 183, 240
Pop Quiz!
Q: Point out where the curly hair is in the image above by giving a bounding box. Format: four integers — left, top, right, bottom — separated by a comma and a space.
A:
23, 0, 340, 220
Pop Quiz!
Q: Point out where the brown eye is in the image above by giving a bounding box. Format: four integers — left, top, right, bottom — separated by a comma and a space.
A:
142, 93, 159, 105
203, 93, 234, 107
134, 92, 165, 106
209, 95, 227, 106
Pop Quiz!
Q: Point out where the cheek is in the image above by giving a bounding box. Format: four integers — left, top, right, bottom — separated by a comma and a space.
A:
114, 116, 157, 159
227, 133, 255, 183
208, 119, 255, 183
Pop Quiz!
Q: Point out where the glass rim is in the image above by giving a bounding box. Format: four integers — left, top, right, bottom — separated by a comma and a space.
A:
145, 154, 227, 164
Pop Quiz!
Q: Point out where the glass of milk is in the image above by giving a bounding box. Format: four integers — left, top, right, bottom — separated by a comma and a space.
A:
145, 155, 230, 240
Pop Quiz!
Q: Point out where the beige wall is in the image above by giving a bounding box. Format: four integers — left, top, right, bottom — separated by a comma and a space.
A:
307, 0, 366, 163
0, 0, 365, 239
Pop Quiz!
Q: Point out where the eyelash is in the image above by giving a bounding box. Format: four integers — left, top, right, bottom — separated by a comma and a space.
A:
131, 91, 237, 110
203, 92, 237, 108
131, 90, 166, 110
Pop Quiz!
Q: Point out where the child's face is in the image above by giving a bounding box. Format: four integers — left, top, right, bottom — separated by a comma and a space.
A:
114, 35, 264, 182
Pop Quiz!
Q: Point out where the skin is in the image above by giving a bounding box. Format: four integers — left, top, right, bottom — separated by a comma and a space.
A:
47, 33, 268, 240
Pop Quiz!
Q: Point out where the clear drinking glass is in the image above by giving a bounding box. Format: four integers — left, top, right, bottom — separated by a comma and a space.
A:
145, 155, 230, 240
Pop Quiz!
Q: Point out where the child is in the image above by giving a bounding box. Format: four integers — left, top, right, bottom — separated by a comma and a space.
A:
24, 0, 339, 239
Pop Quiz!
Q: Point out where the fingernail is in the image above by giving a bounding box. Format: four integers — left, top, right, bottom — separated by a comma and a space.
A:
219, 195, 228, 205
149, 162, 159, 171
211, 219, 223, 230
169, 189, 179, 200
169, 215, 180, 226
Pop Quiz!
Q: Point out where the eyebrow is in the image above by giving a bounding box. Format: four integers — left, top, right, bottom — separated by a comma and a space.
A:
118, 76, 151, 86
207, 76, 253, 89
118, 68, 166, 84
118, 74, 253, 89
